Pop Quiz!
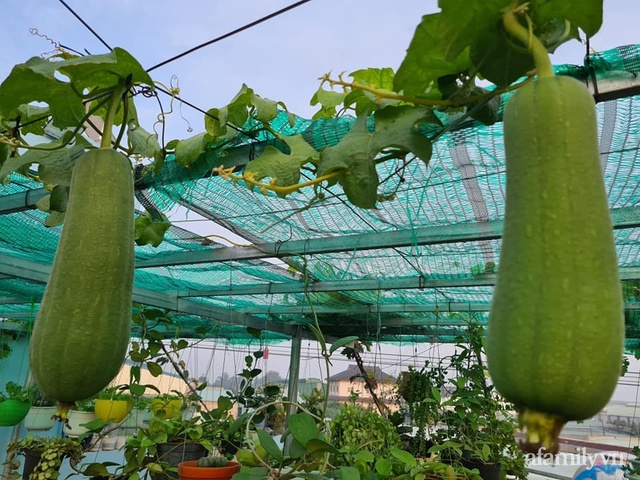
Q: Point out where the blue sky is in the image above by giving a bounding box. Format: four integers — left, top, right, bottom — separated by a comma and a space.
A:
1, 1, 639, 143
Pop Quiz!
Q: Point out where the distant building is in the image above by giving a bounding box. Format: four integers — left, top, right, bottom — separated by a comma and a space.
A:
328, 364, 396, 406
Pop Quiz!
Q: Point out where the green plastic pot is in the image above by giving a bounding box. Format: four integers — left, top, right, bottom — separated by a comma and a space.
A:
0, 399, 31, 426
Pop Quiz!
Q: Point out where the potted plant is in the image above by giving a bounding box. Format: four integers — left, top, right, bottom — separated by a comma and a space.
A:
177, 454, 240, 480
0, 381, 36, 427
151, 392, 185, 419
118, 413, 214, 480
65, 396, 98, 438
23, 386, 58, 431
94, 384, 133, 423
396, 362, 445, 457
4, 435, 85, 480
428, 323, 526, 480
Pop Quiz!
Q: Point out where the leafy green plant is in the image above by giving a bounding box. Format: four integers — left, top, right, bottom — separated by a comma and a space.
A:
396, 362, 446, 457
3, 436, 85, 480
331, 402, 402, 460
427, 322, 526, 479
71, 396, 97, 412
0, 381, 37, 403
96, 384, 132, 401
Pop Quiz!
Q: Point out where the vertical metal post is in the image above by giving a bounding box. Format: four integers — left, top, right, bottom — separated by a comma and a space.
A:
286, 325, 302, 419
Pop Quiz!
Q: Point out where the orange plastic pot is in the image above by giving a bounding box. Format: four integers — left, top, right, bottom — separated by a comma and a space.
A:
177, 461, 240, 480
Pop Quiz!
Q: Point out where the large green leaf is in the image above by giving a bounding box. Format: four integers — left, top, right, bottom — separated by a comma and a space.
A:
244, 135, 319, 195
174, 132, 211, 167
438, 0, 534, 87
394, 14, 472, 97
128, 123, 162, 158
310, 87, 347, 119
0, 48, 153, 130
58, 47, 153, 92
134, 212, 171, 248
288, 413, 318, 446
256, 428, 282, 461
0, 57, 85, 128
532, 0, 603, 37
37, 145, 85, 186
438, 0, 512, 62
317, 118, 378, 209
371, 105, 436, 164
436, 0, 602, 87
205, 84, 284, 143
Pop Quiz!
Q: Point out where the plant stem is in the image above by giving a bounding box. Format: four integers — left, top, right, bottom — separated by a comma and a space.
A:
502, 4, 555, 79
100, 83, 128, 149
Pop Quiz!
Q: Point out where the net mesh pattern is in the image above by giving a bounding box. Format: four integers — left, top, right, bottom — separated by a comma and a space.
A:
1, 45, 640, 347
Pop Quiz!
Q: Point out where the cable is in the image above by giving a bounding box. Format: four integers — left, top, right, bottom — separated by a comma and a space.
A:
146, 0, 313, 72
56, 0, 112, 51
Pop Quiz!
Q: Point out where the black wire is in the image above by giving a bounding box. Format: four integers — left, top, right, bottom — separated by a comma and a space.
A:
146, 0, 313, 73
56, 0, 112, 51
153, 84, 260, 139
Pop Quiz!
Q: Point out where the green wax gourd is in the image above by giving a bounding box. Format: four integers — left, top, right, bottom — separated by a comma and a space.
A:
486, 75, 624, 453
30, 148, 135, 420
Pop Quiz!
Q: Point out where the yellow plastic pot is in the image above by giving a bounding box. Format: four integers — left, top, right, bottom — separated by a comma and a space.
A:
150, 398, 183, 419
94, 399, 131, 423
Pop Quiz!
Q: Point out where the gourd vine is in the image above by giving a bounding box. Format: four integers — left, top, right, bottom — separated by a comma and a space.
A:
502, 2, 555, 80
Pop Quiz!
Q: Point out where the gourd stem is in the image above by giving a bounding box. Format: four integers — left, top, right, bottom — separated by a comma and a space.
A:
503, 6, 555, 79
100, 84, 128, 149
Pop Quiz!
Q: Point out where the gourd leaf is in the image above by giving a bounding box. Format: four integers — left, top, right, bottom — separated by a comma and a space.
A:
371, 105, 436, 165
317, 117, 377, 209
134, 212, 171, 248
174, 132, 211, 167
351, 68, 395, 91
0, 48, 153, 130
346, 68, 398, 114
57, 47, 154, 92
436, 0, 534, 86
128, 122, 163, 164
37, 145, 85, 186
250, 92, 279, 123
394, 13, 472, 98
310, 87, 347, 119
0, 56, 85, 128
244, 135, 319, 195
533, 0, 602, 37
288, 413, 318, 446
